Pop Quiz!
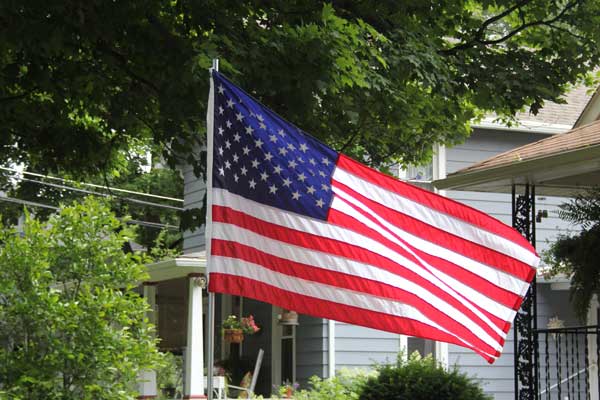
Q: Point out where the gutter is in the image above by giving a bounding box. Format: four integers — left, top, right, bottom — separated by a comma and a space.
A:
472, 118, 572, 135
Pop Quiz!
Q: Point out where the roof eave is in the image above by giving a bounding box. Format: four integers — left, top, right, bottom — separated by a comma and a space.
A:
434, 144, 600, 195
472, 119, 572, 135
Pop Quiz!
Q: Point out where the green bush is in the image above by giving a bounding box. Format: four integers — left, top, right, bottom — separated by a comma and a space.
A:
156, 352, 183, 399
359, 353, 491, 400
275, 368, 374, 400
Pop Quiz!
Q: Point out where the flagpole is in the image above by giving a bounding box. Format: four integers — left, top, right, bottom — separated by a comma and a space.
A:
205, 58, 218, 400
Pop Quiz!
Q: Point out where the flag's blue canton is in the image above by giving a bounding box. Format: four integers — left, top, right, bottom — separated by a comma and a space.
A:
212, 71, 338, 221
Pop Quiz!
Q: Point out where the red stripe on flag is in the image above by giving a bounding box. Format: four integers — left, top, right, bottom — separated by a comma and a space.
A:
212, 239, 503, 355
336, 154, 535, 253
209, 273, 498, 363
329, 191, 528, 310
332, 179, 535, 282
212, 205, 510, 335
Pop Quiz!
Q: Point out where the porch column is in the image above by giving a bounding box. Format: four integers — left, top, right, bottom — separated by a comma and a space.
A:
398, 335, 408, 362
138, 282, 158, 399
328, 320, 336, 378
435, 341, 448, 369
184, 273, 207, 399
512, 184, 538, 400
588, 296, 599, 400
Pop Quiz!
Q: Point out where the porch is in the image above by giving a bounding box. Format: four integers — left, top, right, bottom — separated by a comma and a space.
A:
434, 119, 600, 399
137, 252, 298, 399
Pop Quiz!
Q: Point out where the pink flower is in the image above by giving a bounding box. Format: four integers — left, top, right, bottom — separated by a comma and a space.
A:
240, 315, 260, 335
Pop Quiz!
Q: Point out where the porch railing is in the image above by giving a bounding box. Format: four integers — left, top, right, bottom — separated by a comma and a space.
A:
536, 325, 600, 400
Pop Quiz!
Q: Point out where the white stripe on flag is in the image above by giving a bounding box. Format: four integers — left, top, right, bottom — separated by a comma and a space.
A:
333, 168, 539, 267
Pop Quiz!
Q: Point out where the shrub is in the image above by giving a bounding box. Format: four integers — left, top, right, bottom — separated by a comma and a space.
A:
280, 368, 375, 400
156, 352, 183, 399
359, 353, 491, 400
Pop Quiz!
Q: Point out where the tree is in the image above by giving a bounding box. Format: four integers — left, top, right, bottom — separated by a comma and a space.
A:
543, 187, 600, 320
2, 0, 600, 179
0, 197, 161, 399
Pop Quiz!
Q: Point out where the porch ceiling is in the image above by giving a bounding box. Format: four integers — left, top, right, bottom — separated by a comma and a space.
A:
434, 120, 600, 196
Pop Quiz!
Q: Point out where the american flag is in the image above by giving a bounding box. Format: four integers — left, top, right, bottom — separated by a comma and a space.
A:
207, 71, 539, 363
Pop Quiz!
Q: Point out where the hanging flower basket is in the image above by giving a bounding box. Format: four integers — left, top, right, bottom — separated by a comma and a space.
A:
279, 310, 299, 326
222, 315, 260, 344
223, 328, 244, 343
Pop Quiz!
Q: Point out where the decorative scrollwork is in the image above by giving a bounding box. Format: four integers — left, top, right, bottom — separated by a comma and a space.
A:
512, 184, 537, 400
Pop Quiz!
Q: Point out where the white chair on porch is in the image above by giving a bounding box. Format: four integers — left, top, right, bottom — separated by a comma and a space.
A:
226, 348, 265, 398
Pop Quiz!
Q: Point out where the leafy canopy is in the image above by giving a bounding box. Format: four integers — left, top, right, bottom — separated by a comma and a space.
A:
0, 197, 161, 399
2, 0, 600, 181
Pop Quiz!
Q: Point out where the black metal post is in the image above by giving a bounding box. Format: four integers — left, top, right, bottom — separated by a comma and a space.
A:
512, 183, 538, 400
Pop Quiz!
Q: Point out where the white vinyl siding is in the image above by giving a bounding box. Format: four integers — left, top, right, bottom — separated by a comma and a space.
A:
181, 160, 206, 254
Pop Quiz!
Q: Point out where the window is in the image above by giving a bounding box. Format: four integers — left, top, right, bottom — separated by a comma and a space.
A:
404, 163, 433, 182
396, 144, 446, 190
407, 337, 435, 358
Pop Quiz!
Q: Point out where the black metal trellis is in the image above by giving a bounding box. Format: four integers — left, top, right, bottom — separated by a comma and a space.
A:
536, 325, 600, 400
513, 183, 538, 400
512, 184, 600, 400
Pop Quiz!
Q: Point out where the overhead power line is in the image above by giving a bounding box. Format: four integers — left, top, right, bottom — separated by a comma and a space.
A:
0, 195, 58, 210
0, 166, 184, 203
128, 219, 178, 230
15, 176, 183, 211
0, 195, 178, 231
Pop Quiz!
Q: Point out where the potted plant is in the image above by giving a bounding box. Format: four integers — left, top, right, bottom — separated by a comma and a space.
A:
274, 380, 299, 399
222, 315, 260, 343
278, 310, 299, 325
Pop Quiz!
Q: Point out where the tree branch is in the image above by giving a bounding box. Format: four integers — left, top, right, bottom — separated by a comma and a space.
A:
96, 42, 161, 94
476, 0, 580, 46
0, 91, 32, 103
477, 0, 532, 33
445, 0, 532, 53
443, 0, 581, 54
60, 16, 162, 95
545, 22, 589, 42
338, 128, 362, 153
